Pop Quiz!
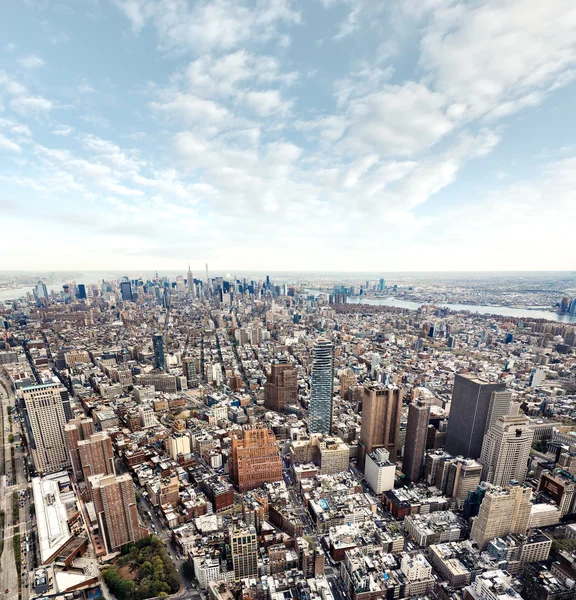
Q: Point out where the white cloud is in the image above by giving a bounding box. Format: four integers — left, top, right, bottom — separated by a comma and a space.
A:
114, 0, 300, 53
419, 0, 576, 120
52, 126, 74, 136
243, 89, 291, 116
339, 82, 453, 156
18, 54, 44, 69
11, 95, 53, 115
151, 92, 230, 124
0, 133, 21, 152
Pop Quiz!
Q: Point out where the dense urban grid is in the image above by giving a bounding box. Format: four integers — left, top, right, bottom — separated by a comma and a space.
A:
1, 271, 576, 600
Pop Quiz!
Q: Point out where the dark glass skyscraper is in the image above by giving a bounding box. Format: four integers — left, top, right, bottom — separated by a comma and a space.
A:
402, 400, 430, 482
444, 374, 508, 459
120, 280, 132, 301
309, 338, 334, 435
152, 333, 165, 371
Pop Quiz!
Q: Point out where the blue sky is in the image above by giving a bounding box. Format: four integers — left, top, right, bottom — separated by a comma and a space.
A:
1, 0, 576, 272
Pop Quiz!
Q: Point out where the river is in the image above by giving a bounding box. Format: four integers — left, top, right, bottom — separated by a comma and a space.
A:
334, 295, 576, 323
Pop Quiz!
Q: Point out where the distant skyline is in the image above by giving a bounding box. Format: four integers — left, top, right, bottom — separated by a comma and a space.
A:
2, 1, 576, 271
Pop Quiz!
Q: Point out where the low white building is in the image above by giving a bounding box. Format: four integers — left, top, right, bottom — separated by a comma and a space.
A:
365, 448, 395, 494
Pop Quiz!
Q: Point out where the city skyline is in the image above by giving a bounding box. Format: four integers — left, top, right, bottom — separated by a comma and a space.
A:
2, 1, 576, 271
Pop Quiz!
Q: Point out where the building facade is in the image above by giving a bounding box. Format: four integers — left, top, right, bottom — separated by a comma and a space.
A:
230, 428, 282, 492
21, 383, 70, 475
309, 339, 334, 435
264, 362, 298, 413
402, 401, 430, 482
444, 375, 508, 459
360, 384, 402, 467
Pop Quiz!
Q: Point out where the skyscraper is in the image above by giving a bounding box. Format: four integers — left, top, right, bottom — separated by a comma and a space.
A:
470, 485, 532, 549
444, 375, 508, 459
64, 417, 96, 480
479, 406, 534, 486
78, 432, 116, 480
230, 523, 258, 579
360, 384, 402, 468
152, 333, 165, 371
187, 265, 195, 298
378, 278, 385, 292
21, 383, 70, 475
230, 428, 282, 492
402, 401, 431, 482
89, 473, 148, 553
77, 284, 87, 299
264, 361, 298, 413
309, 338, 334, 435
120, 280, 133, 301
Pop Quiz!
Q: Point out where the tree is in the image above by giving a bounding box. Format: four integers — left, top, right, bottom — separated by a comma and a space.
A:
8, 434, 14, 443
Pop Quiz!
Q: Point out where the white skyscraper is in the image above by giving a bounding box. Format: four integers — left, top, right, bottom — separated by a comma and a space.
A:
21, 383, 70, 474
309, 338, 334, 435
479, 405, 534, 486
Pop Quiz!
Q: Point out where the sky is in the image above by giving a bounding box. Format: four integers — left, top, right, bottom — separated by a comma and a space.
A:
1, 0, 576, 273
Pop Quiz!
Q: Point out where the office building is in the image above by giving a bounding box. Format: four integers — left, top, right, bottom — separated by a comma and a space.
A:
64, 417, 96, 480
309, 338, 334, 435
471, 485, 532, 549
445, 375, 509, 459
21, 383, 70, 475
89, 473, 148, 553
120, 280, 132, 301
152, 333, 165, 371
538, 470, 576, 516
264, 361, 298, 413
365, 448, 396, 494
378, 278, 385, 292
402, 400, 431, 482
187, 265, 195, 298
35, 280, 49, 301
78, 432, 115, 480
479, 406, 534, 486
230, 428, 282, 492
360, 384, 402, 468
446, 458, 483, 508
230, 523, 258, 579
77, 284, 86, 299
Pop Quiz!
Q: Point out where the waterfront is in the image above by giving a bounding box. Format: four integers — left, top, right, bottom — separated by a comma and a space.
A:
344, 296, 576, 323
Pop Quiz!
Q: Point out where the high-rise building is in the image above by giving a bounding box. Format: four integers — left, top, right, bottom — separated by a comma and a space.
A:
152, 333, 165, 371
187, 265, 195, 298
89, 473, 148, 553
21, 383, 71, 475
309, 338, 334, 435
35, 280, 49, 302
470, 485, 532, 549
479, 406, 534, 486
120, 280, 133, 301
78, 432, 116, 480
402, 400, 431, 482
264, 361, 298, 413
445, 375, 509, 459
538, 470, 576, 516
230, 428, 282, 492
360, 384, 402, 468
446, 458, 483, 508
77, 284, 87, 299
378, 278, 385, 292
230, 523, 258, 579
64, 417, 96, 480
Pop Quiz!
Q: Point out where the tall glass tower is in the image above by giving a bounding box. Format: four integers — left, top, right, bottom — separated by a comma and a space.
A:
152, 333, 165, 371
309, 338, 334, 434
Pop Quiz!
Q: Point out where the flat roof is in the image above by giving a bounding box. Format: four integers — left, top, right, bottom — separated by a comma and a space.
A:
32, 473, 73, 565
